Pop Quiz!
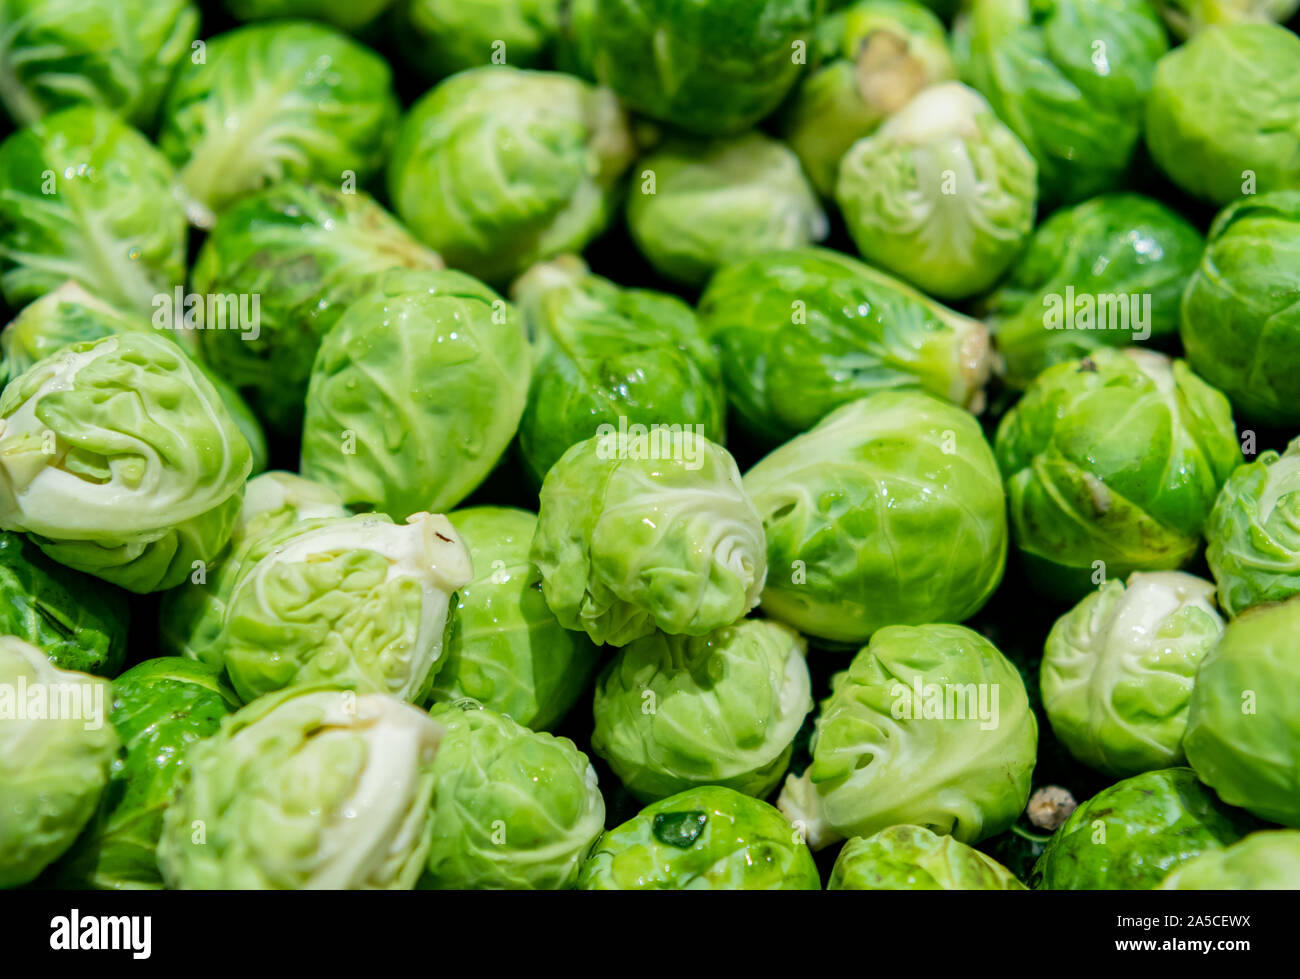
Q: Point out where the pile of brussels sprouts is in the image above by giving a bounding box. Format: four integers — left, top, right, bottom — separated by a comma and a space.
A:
2, 0, 1300, 893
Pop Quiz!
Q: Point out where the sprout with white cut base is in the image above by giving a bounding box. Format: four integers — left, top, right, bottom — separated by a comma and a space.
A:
592, 619, 812, 801
778, 624, 1036, 851
158, 687, 442, 890
217, 513, 472, 703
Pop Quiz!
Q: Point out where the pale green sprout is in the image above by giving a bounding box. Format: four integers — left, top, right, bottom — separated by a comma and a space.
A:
779, 623, 1037, 850
0, 332, 252, 593
216, 513, 472, 704
592, 619, 812, 802
421, 703, 605, 890
744, 392, 1006, 647
1185, 597, 1300, 827
627, 132, 828, 288
387, 66, 634, 285
233, 471, 353, 544
157, 687, 442, 890
836, 81, 1037, 300
531, 430, 766, 647
1041, 571, 1224, 778
985, 193, 1204, 390
0, 281, 157, 384
1145, 23, 1300, 205
300, 269, 531, 519
0, 635, 119, 889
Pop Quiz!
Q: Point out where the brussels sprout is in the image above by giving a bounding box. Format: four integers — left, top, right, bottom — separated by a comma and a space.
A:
531, 430, 766, 647
954, 0, 1168, 204
986, 193, 1205, 390
626, 133, 828, 288
0, 636, 118, 888
1154, 0, 1300, 37
421, 703, 605, 889
387, 66, 634, 286
47, 659, 240, 889
1159, 831, 1300, 889
300, 269, 531, 519
1146, 23, 1300, 205
837, 81, 1036, 301
157, 471, 350, 666
783, 0, 955, 197
1041, 572, 1225, 778
575, 0, 817, 136
191, 182, 443, 435
0, 0, 197, 127
158, 22, 399, 227
578, 785, 820, 890
216, 512, 472, 704
697, 248, 991, 446
744, 393, 1006, 647
157, 687, 442, 889
0, 106, 187, 314
0, 281, 267, 475
0, 530, 128, 676
1032, 768, 1254, 889
591, 620, 812, 802
0, 332, 252, 593
512, 256, 725, 484
779, 624, 1037, 850
428, 507, 599, 731
1206, 438, 1300, 616
828, 825, 1027, 890
995, 348, 1241, 600
1184, 597, 1300, 827
1180, 192, 1300, 425
395, 0, 560, 78
222, 0, 397, 31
